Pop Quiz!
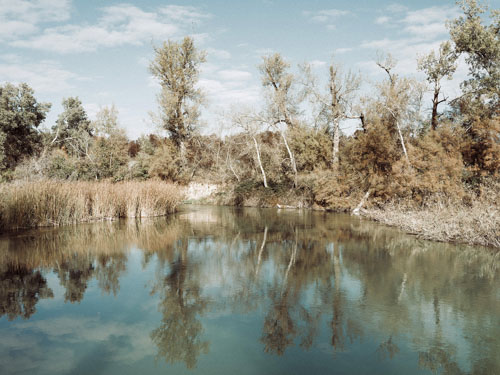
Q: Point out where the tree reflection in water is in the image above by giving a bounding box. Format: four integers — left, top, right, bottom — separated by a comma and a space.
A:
0, 263, 53, 320
55, 253, 95, 303
149, 238, 209, 369
0, 206, 498, 373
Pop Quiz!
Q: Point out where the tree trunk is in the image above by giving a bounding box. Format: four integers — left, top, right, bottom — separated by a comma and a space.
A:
280, 131, 297, 188
398, 273, 407, 303
255, 226, 268, 276
386, 108, 411, 167
431, 88, 439, 131
253, 136, 268, 188
283, 227, 298, 290
352, 190, 371, 216
179, 140, 187, 159
226, 150, 240, 182
332, 119, 340, 170
395, 119, 410, 166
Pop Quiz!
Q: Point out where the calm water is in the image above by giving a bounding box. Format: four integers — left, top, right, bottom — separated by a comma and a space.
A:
0, 205, 498, 374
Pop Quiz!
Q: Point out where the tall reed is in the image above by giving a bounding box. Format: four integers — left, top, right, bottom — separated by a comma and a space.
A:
0, 180, 184, 231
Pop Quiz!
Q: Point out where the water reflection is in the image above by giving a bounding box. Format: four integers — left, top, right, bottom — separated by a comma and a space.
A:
0, 264, 53, 320
0, 206, 498, 374
150, 238, 209, 369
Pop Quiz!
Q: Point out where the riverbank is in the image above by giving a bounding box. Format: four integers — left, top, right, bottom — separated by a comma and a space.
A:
184, 181, 500, 249
0, 180, 183, 231
362, 201, 500, 248
1, 179, 497, 248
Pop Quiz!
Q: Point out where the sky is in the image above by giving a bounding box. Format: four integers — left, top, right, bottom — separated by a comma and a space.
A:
0, 0, 498, 139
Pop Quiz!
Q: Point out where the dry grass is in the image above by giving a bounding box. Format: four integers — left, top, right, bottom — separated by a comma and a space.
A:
0, 180, 184, 231
362, 183, 500, 248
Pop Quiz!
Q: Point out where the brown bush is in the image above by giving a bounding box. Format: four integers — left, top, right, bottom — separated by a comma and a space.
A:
460, 117, 500, 181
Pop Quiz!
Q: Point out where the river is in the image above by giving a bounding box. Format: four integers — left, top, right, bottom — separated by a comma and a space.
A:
0, 205, 498, 374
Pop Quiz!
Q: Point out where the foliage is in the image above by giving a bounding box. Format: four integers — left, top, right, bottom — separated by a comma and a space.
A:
417, 41, 457, 130
288, 125, 331, 171
0, 83, 50, 171
259, 53, 297, 126
460, 117, 500, 182
53, 97, 92, 157
448, 0, 500, 119
148, 140, 181, 181
150, 36, 206, 147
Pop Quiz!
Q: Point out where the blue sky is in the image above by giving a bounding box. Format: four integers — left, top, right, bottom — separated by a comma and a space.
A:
1, 0, 497, 138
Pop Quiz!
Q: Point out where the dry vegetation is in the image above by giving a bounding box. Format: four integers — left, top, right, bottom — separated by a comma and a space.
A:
0, 180, 183, 231
362, 181, 500, 248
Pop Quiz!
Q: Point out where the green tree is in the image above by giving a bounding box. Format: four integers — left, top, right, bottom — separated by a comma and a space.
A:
418, 41, 457, 130
91, 104, 119, 137
448, 1, 500, 180
301, 60, 361, 169
150, 36, 206, 150
88, 106, 129, 179
259, 53, 297, 127
259, 53, 299, 187
372, 53, 425, 166
0, 83, 50, 171
0, 131, 6, 171
448, 0, 500, 119
52, 97, 93, 157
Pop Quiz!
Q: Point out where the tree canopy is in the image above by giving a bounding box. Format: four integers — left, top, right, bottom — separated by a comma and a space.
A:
150, 36, 206, 148
0, 83, 50, 171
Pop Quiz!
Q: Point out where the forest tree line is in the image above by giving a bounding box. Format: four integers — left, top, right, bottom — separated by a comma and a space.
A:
0, 0, 498, 211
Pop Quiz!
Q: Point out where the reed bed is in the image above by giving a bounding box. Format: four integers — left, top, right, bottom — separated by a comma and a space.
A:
0, 180, 184, 231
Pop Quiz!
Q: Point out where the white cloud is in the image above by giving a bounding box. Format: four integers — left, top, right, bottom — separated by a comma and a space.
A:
0, 21, 38, 39
303, 9, 349, 24
403, 6, 458, 26
405, 23, 447, 39
401, 6, 459, 39
360, 5, 460, 75
159, 5, 212, 23
309, 60, 326, 68
199, 66, 260, 109
0, 56, 79, 93
386, 3, 408, 13
11, 5, 177, 53
361, 37, 443, 75
189, 32, 211, 45
199, 79, 259, 105
0, 0, 70, 41
375, 16, 390, 25
255, 48, 274, 56
7, 4, 211, 54
207, 48, 232, 60
334, 47, 353, 54
218, 69, 252, 81
0, 0, 70, 23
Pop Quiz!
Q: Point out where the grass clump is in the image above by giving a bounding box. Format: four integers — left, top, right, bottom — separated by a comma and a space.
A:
0, 180, 183, 231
